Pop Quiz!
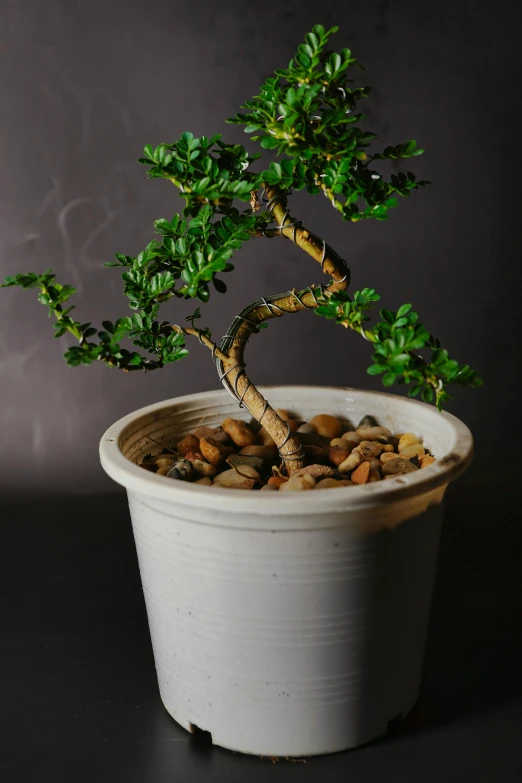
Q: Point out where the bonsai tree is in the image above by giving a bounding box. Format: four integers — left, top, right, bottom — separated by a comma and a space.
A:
2, 24, 481, 472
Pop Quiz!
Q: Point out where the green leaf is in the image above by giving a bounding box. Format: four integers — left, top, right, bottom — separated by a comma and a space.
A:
397, 303, 412, 318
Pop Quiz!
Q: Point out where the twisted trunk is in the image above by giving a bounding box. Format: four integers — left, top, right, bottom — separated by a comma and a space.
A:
217, 186, 350, 472
174, 186, 351, 472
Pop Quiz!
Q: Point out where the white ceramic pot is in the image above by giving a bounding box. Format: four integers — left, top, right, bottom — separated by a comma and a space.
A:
99, 386, 473, 758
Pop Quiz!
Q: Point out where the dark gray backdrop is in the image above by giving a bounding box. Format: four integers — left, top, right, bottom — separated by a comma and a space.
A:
1, 0, 520, 495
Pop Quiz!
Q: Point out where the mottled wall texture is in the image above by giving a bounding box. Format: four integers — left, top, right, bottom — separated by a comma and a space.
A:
1, 0, 520, 495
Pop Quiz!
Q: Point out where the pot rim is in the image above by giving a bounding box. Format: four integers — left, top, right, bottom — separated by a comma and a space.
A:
99, 385, 473, 515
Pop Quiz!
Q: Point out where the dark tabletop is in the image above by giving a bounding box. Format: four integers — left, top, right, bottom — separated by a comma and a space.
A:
2, 488, 521, 783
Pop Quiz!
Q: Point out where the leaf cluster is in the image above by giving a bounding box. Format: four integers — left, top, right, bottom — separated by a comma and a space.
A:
228, 24, 429, 222
138, 132, 261, 217
1, 271, 187, 370
315, 290, 482, 409
106, 205, 263, 307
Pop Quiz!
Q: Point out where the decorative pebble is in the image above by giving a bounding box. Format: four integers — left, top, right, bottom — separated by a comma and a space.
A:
239, 444, 278, 460
257, 426, 276, 447
355, 426, 392, 442
212, 465, 260, 489
340, 431, 361, 448
291, 464, 336, 480
327, 445, 351, 467
399, 443, 426, 459
155, 455, 175, 467
315, 478, 345, 490
356, 441, 382, 460
351, 461, 371, 485
357, 414, 379, 428
221, 417, 257, 448
227, 453, 266, 473
194, 426, 230, 444
303, 444, 328, 463
297, 432, 331, 448
279, 474, 316, 491
177, 434, 200, 457
191, 459, 218, 478
338, 451, 362, 473
268, 475, 288, 488
381, 457, 418, 476
167, 459, 194, 481
308, 414, 342, 439
139, 414, 436, 493
200, 437, 230, 465
398, 433, 419, 452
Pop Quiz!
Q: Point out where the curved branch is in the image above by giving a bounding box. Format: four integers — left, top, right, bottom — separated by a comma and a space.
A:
262, 184, 351, 294
217, 287, 324, 472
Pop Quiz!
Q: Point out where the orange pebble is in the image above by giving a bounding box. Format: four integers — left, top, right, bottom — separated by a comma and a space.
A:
351, 461, 371, 485
268, 476, 288, 487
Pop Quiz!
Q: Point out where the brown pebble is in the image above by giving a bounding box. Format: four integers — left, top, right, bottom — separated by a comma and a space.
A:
194, 477, 213, 486
315, 478, 346, 489
303, 444, 328, 463
268, 475, 288, 487
308, 414, 342, 440
213, 465, 260, 489
177, 434, 200, 457
194, 426, 230, 444
184, 451, 204, 462
419, 455, 437, 469
227, 453, 266, 473
155, 455, 175, 467
381, 443, 395, 453
368, 468, 381, 482
382, 456, 418, 476
380, 451, 398, 464
291, 464, 336, 480
338, 451, 362, 473
398, 433, 419, 453
351, 461, 371, 485
400, 443, 426, 459
279, 474, 316, 491
341, 431, 361, 448
257, 426, 276, 447
191, 459, 218, 478
356, 441, 382, 460
221, 418, 257, 448
156, 465, 172, 476
260, 483, 279, 492
355, 426, 392, 442
239, 444, 278, 460
200, 437, 230, 465
327, 445, 351, 467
